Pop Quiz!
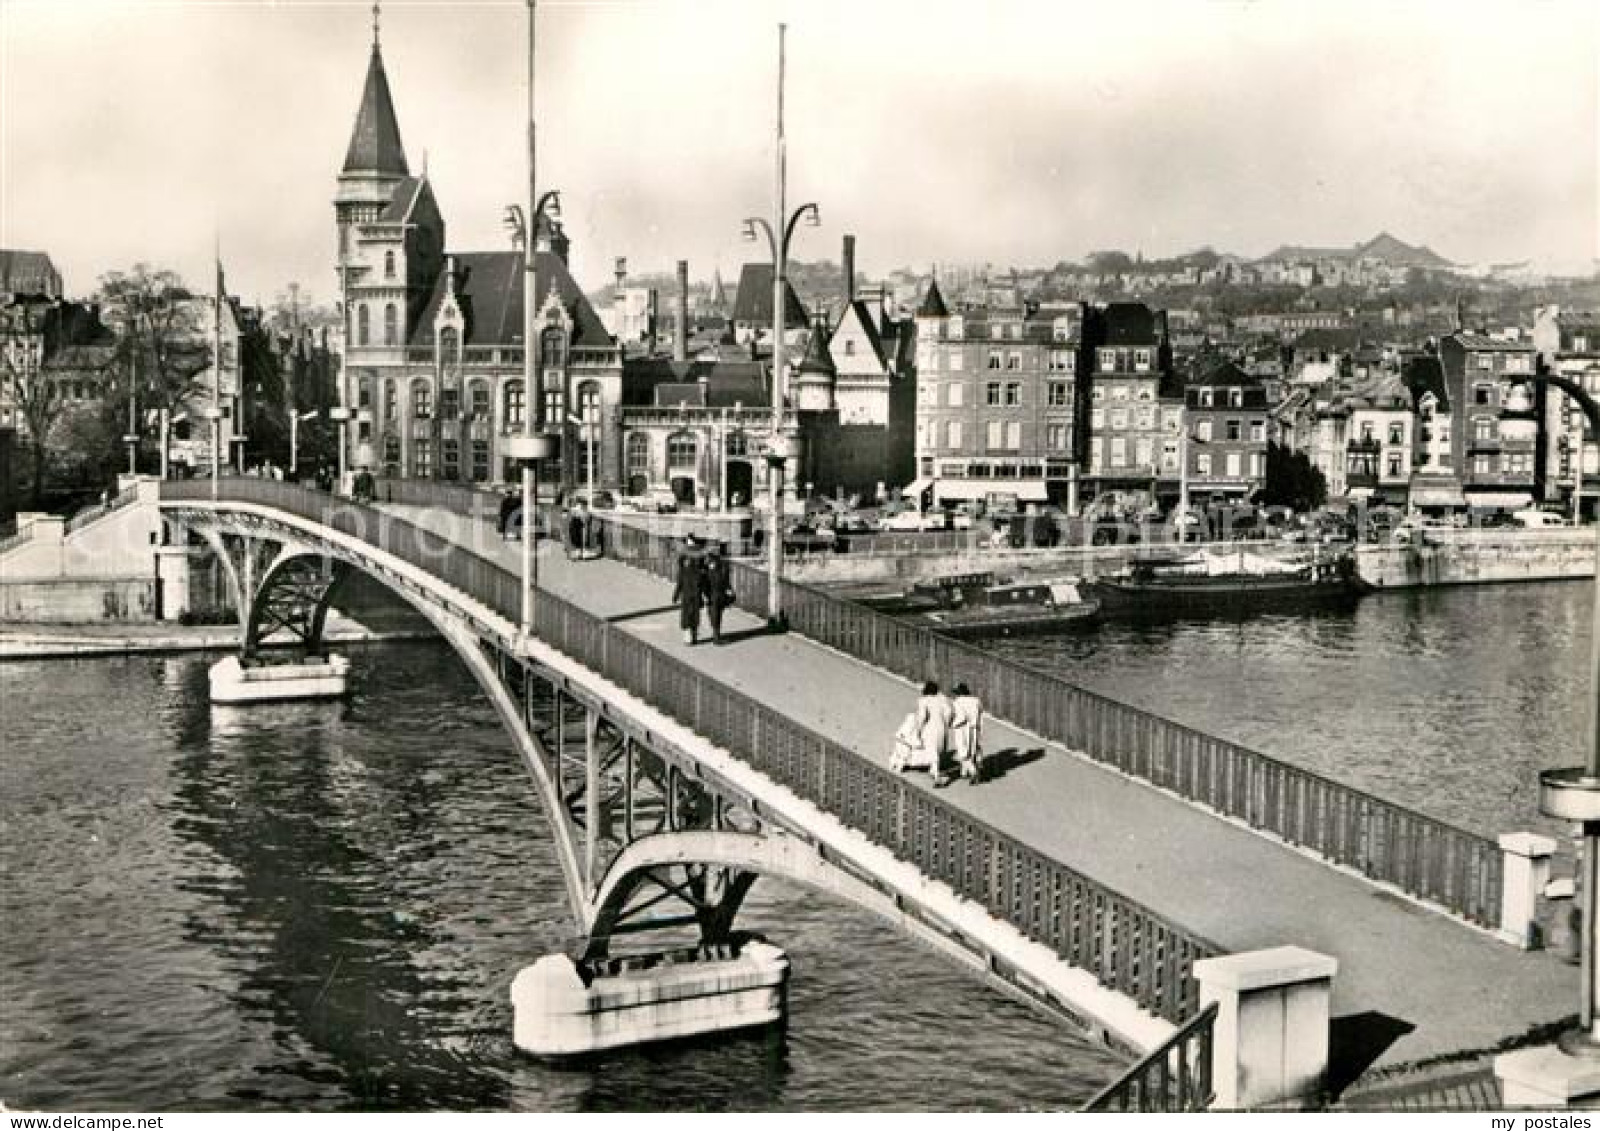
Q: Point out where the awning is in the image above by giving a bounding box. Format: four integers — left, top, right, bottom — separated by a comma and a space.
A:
934, 478, 1050, 503
900, 477, 933, 498
1410, 483, 1467, 508
1465, 490, 1533, 510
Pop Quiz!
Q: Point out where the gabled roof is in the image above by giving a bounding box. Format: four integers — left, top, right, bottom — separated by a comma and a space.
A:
0, 249, 62, 296
1403, 356, 1450, 412
654, 383, 705, 408
730, 263, 808, 327
622, 358, 771, 409
343, 45, 409, 177
797, 321, 836, 376
1446, 332, 1534, 351
410, 251, 611, 348
916, 278, 949, 318
1190, 359, 1261, 388
379, 176, 431, 223
830, 300, 888, 368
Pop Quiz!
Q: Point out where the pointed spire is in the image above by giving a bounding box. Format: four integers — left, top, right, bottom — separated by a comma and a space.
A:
798, 312, 836, 376
917, 276, 949, 319
343, 7, 409, 177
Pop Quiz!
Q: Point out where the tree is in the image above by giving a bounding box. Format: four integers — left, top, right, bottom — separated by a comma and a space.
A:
1260, 441, 1328, 511
97, 265, 213, 472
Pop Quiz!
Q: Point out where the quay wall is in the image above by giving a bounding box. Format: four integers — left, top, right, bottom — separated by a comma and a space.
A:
1357, 531, 1595, 589
0, 576, 157, 622
780, 540, 1276, 586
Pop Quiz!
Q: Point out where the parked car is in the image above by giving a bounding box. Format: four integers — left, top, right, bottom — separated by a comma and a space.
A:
567, 488, 616, 511
1511, 509, 1571, 529
646, 487, 679, 514
882, 509, 930, 532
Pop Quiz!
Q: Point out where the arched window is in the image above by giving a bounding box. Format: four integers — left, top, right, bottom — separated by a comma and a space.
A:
667, 431, 697, 473
384, 250, 396, 279
468, 380, 490, 421
576, 380, 602, 476
412, 379, 432, 418
503, 381, 525, 429
384, 303, 398, 346
726, 430, 749, 457
625, 432, 650, 477
384, 379, 397, 421
357, 304, 370, 346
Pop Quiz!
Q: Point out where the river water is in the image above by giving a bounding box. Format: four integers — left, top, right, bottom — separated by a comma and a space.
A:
2, 581, 1589, 1110
0, 643, 1123, 1112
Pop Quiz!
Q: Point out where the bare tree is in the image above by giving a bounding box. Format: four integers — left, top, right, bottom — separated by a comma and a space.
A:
97, 264, 214, 468
1, 302, 64, 505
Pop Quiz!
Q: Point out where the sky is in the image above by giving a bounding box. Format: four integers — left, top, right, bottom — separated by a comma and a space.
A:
2, 0, 1596, 308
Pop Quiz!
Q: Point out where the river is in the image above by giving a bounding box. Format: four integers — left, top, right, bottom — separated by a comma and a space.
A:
0, 642, 1123, 1112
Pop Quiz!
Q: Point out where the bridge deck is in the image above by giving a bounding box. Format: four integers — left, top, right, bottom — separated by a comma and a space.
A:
393, 505, 1572, 1080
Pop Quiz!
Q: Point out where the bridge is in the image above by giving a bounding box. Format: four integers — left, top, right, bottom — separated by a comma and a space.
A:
156, 476, 1581, 1108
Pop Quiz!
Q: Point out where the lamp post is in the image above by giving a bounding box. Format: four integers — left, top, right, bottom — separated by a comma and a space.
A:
1514, 361, 1600, 1056
329, 405, 351, 494
743, 26, 818, 628
290, 409, 318, 482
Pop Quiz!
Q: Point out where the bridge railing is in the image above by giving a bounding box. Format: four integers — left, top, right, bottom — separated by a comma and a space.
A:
161, 476, 1221, 1024
593, 515, 1506, 929
64, 483, 140, 535
1082, 1000, 1217, 1111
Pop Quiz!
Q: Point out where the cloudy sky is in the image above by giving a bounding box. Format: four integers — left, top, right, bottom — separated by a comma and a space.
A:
2, 0, 1595, 306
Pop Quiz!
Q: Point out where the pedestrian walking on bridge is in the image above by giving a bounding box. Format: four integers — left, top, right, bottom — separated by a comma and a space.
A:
915, 680, 956, 788
701, 543, 735, 645
670, 533, 706, 645
951, 682, 985, 783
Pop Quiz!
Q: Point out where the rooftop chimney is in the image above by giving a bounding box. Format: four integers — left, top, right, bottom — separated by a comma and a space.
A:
842, 235, 856, 303
675, 260, 689, 363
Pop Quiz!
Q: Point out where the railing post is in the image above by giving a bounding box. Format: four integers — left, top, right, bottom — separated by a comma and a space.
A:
1497, 831, 1559, 949
1194, 947, 1338, 1111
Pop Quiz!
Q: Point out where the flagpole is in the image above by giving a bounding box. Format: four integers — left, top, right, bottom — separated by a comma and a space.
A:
213, 244, 223, 500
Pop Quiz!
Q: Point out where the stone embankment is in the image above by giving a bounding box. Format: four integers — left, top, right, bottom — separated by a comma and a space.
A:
1356, 529, 1595, 589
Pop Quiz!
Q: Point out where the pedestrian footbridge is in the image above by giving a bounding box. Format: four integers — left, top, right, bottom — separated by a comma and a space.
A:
158, 478, 1580, 1108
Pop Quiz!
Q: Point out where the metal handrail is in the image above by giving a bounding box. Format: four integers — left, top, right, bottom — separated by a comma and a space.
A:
64, 485, 139, 534
596, 511, 1506, 927
158, 476, 1223, 1023
1082, 1001, 1217, 1111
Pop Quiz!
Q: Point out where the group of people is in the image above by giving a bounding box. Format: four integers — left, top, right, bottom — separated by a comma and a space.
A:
892, 680, 985, 787
671, 533, 735, 645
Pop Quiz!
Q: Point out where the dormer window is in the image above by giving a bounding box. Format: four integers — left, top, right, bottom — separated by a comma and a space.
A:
1228, 388, 1243, 408
1198, 388, 1214, 407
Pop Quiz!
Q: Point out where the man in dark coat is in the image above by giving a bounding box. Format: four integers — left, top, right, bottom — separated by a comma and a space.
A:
498, 491, 519, 539
670, 534, 706, 645
700, 542, 734, 645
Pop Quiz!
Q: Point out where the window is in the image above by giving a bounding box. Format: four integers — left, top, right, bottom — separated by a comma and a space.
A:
1474, 418, 1495, 440
1133, 348, 1151, 372
1251, 421, 1266, 443
985, 421, 1003, 450
1360, 423, 1375, 442
1505, 354, 1531, 374
384, 250, 395, 279
1473, 455, 1491, 475
1090, 437, 1103, 468
544, 388, 564, 426
1136, 407, 1155, 430
946, 421, 963, 449
441, 438, 460, 481
1135, 438, 1153, 467
470, 382, 490, 420
1387, 454, 1402, 477
1110, 437, 1127, 466
986, 382, 1002, 406
988, 352, 1002, 370
1225, 452, 1242, 477
1109, 408, 1128, 429
413, 437, 432, 477
667, 431, 697, 472
1049, 350, 1073, 372
1098, 348, 1116, 372
1226, 421, 1242, 441
439, 326, 458, 360
1251, 453, 1264, 477
626, 432, 650, 476
357, 305, 370, 346
412, 380, 432, 418
1387, 422, 1403, 446
1048, 382, 1070, 407
383, 433, 400, 470
1476, 352, 1494, 370
844, 339, 856, 356
384, 379, 396, 421
947, 350, 964, 371
1228, 388, 1243, 408
1047, 423, 1069, 450
1161, 439, 1179, 471
357, 376, 372, 409
1475, 385, 1493, 406
1164, 409, 1182, 432
1196, 421, 1213, 442
1006, 421, 1021, 449
504, 381, 525, 428
1092, 385, 1105, 402
439, 387, 460, 421
1005, 382, 1021, 406
1196, 452, 1212, 475
726, 431, 748, 457
1006, 352, 1021, 370
1111, 385, 1129, 402
541, 328, 565, 368
1198, 388, 1213, 407
383, 303, 397, 346
947, 383, 964, 407
1090, 408, 1104, 429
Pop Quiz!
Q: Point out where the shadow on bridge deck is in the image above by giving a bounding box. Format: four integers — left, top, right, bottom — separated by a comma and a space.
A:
390, 504, 1574, 1084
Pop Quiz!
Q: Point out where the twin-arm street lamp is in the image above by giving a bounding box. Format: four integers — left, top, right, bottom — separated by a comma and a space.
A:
743, 22, 819, 630
1513, 361, 1600, 1059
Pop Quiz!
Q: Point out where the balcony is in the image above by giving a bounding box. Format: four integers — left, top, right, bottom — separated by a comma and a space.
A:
1347, 437, 1381, 455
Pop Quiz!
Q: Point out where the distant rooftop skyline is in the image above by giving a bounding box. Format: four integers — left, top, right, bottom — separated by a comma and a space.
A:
2, 0, 1595, 305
